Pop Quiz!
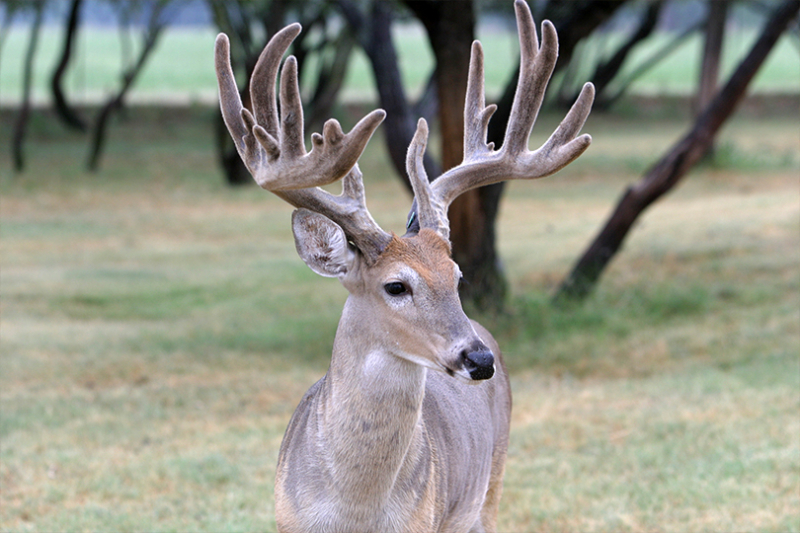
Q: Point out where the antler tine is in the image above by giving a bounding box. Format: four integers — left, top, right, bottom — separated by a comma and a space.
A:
215, 33, 249, 159
250, 23, 301, 142
503, 0, 551, 156
408, 0, 593, 237
406, 119, 450, 239
216, 25, 392, 263
215, 27, 386, 192
463, 40, 497, 161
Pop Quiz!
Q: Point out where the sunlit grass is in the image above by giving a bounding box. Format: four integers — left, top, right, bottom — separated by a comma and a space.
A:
1, 106, 798, 531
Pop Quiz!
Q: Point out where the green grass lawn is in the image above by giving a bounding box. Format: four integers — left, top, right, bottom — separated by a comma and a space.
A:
1, 21, 798, 106
1, 104, 799, 531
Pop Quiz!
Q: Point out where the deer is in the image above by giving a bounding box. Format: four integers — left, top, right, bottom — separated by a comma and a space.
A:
214, 1, 593, 531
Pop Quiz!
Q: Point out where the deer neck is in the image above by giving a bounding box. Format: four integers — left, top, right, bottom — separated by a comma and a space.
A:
318, 296, 433, 509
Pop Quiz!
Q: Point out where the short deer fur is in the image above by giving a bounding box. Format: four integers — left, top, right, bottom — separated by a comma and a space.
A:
215, 1, 593, 531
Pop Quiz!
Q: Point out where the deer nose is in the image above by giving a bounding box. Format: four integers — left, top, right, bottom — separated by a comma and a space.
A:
461, 345, 495, 381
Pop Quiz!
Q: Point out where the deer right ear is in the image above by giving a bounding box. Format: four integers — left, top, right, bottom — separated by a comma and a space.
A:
292, 209, 356, 278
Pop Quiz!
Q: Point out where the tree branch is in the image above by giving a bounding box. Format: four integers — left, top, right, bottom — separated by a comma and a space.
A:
555, 0, 800, 303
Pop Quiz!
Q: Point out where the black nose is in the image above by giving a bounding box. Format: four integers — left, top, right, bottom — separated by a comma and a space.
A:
461, 347, 495, 381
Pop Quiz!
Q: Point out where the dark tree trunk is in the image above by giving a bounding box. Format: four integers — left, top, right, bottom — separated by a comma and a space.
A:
554, 0, 800, 303
601, 18, 703, 108
544, 0, 628, 75
580, 1, 662, 110
51, 0, 87, 132
695, 0, 728, 147
405, 0, 507, 310
12, 1, 44, 173
338, 0, 441, 193
87, 4, 168, 171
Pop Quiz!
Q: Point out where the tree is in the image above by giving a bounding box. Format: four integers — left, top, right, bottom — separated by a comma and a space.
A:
447, 0, 625, 309
560, 1, 663, 110
336, 0, 441, 193
11, 0, 44, 172
51, 0, 87, 132
404, 0, 510, 308
0, 1, 26, 71
597, 15, 704, 109
555, 0, 800, 303
696, 0, 728, 115
86, 0, 174, 171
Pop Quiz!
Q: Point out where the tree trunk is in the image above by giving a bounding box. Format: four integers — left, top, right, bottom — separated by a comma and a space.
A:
544, 0, 628, 75
580, 1, 662, 110
51, 0, 87, 132
695, 0, 728, 160
337, 0, 441, 194
602, 19, 703, 109
406, 0, 509, 310
12, 1, 44, 173
554, 0, 800, 303
87, 4, 167, 171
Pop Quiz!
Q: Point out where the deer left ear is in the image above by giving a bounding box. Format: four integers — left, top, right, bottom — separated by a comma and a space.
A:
292, 209, 356, 278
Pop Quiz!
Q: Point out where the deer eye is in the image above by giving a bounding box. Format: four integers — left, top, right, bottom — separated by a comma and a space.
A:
384, 281, 408, 296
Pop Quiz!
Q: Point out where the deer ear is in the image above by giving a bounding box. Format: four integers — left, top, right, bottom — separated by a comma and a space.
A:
292, 209, 356, 278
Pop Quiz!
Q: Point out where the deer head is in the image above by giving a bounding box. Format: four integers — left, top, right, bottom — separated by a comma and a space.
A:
215, 0, 593, 382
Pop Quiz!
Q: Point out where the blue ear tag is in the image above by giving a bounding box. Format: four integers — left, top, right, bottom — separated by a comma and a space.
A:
406, 211, 416, 229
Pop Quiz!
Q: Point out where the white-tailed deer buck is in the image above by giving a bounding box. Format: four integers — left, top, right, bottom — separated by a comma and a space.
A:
215, 1, 593, 531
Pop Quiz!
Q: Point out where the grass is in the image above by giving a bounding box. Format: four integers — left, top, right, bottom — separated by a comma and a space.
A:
1, 21, 798, 106
1, 104, 799, 531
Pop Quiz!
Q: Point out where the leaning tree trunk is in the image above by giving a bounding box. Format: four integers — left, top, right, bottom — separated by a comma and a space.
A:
12, 1, 44, 173
51, 0, 87, 132
694, 0, 728, 158
554, 0, 800, 303
579, 0, 662, 110
87, 4, 168, 171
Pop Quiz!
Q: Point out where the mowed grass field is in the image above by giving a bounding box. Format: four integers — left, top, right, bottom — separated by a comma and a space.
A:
1, 102, 799, 531
1, 22, 799, 106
